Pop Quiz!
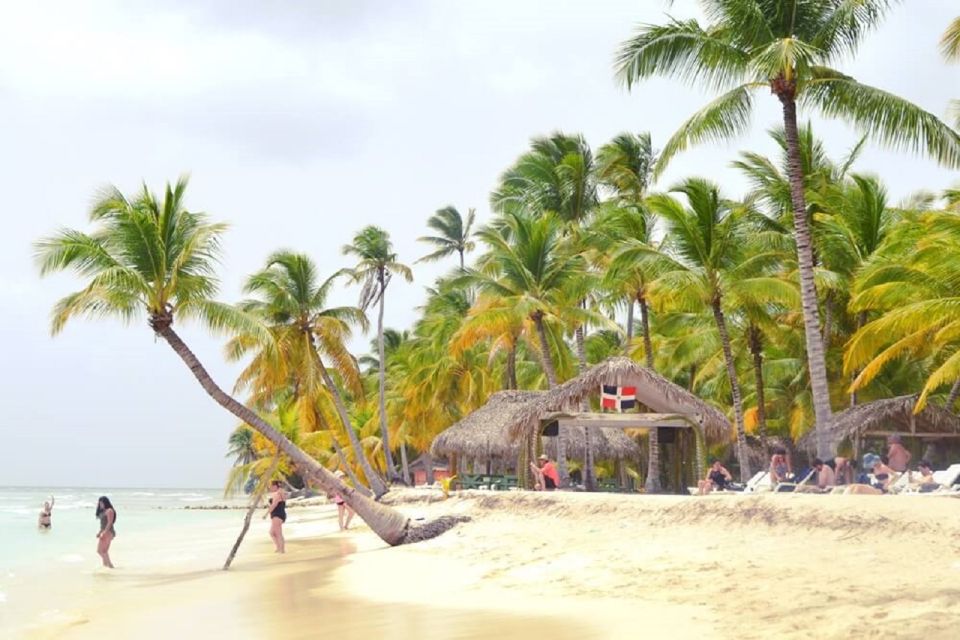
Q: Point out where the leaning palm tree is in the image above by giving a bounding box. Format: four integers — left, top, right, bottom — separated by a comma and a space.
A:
34, 177, 452, 546
231, 250, 388, 497
417, 206, 476, 269
616, 0, 960, 458
342, 226, 413, 484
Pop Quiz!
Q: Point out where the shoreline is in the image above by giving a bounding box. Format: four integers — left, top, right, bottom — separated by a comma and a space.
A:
5, 490, 960, 639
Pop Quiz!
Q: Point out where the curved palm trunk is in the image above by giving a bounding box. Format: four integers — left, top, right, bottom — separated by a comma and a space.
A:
313, 353, 386, 497
946, 378, 960, 413
152, 319, 454, 546
376, 277, 401, 483
639, 295, 661, 493
223, 451, 280, 570
779, 93, 834, 459
532, 312, 568, 485
711, 299, 752, 481
625, 299, 634, 348
748, 325, 769, 452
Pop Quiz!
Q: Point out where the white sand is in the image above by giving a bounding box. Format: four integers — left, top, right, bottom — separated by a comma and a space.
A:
10, 490, 960, 639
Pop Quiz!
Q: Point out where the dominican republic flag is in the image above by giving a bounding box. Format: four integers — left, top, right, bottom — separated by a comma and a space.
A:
601, 385, 637, 412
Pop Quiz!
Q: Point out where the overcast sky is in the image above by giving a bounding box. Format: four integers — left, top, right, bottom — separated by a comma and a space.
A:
1, 1, 956, 489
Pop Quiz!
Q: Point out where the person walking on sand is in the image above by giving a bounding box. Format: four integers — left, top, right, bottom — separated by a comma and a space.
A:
529, 454, 559, 491
697, 459, 732, 495
95, 496, 117, 568
38, 495, 55, 530
331, 471, 355, 531
264, 480, 286, 553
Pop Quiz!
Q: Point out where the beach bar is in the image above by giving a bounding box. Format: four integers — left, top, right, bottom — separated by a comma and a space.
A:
431, 357, 731, 491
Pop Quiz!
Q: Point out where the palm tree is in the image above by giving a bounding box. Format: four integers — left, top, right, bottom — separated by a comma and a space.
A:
468, 212, 598, 484
417, 206, 477, 269
231, 250, 388, 497
34, 178, 437, 546
342, 226, 413, 484
226, 426, 257, 468
639, 178, 795, 479
616, 0, 960, 459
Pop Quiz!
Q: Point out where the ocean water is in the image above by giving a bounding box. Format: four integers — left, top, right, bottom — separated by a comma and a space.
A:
0, 487, 244, 584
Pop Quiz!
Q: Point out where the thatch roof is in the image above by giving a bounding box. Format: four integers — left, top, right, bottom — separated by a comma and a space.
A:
798, 395, 960, 451
510, 357, 731, 443
430, 390, 640, 461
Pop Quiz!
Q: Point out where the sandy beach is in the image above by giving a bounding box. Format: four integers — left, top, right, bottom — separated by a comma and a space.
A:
5, 490, 958, 639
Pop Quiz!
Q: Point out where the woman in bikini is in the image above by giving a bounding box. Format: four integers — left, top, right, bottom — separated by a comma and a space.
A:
264, 480, 286, 553
331, 471, 355, 531
95, 496, 117, 568
38, 495, 55, 531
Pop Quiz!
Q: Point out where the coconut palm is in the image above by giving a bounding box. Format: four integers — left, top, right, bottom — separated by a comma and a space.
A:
226, 426, 257, 468
633, 178, 796, 479
230, 250, 388, 497
616, 0, 960, 458
34, 178, 440, 546
417, 206, 477, 269
342, 226, 413, 484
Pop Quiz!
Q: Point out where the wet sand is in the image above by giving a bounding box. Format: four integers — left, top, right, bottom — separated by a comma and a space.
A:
9, 490, 959, 639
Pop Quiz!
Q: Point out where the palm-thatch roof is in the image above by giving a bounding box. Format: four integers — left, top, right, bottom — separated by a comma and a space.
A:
430, 390, 640, 461
509, 357, 730, 443
798, 395, 960, 451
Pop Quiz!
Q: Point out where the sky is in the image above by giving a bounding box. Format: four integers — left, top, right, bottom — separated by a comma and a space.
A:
0, 1, 957, 488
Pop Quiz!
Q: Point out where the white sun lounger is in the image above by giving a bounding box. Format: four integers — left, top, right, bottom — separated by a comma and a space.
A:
743, 471, 772, 493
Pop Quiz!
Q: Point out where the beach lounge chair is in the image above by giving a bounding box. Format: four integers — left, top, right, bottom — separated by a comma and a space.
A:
742, 471, 773, 493
932, 463, 960, 488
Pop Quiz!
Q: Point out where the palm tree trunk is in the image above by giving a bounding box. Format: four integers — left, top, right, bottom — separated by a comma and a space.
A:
377, 277, 401, 483
625, 298, 635, 352
329, 434, 369, 496
946, 378, 960, 413
639, 295, 661, 493
152, 319, 451, 546
532, 312, 567, 485
223, 452, 280, 570
458, 250, 464, 271
748, 325, 769, 452
575, 325, 595, 492
711, 298, 752, 481
850, 311, 868, 408
312, 349, 386, 497
505, 344, 518, 390
423, 451, 436, 485
779, 92, 834, 460
400, 442, 412, 485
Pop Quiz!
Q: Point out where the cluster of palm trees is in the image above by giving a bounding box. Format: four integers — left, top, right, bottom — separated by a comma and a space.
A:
33, 4, 960, 538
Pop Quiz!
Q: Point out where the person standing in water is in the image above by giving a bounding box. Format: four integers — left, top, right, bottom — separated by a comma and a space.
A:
263, 480, 286, 553
95, 496, 117, 568
38, 495, 55, 530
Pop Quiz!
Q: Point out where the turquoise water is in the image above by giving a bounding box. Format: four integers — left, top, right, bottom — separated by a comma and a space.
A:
0, 487, 245, 596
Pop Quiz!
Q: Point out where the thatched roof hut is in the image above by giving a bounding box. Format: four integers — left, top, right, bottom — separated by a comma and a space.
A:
431, 390, 640, 462
798, 395, 960, 451
509, 357, 731, 443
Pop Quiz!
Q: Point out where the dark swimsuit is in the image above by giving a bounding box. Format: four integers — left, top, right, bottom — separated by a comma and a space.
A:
709, 470, 728, 490
270, 499, 287, 522
99, 512, 116, 537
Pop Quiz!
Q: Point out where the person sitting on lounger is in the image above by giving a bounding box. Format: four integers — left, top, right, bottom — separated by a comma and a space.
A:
530, 454, 559, 491
769, 447, 793, 484
886, 434, 912, 472
811, 458, 835, 490
868, 455, 896, 492
909, 460, 940, 492
697, 458, 733, 495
